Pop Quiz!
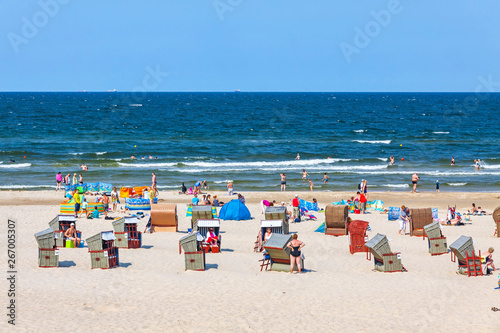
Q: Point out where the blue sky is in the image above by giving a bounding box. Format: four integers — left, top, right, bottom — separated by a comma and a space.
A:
1, 0, 500, 92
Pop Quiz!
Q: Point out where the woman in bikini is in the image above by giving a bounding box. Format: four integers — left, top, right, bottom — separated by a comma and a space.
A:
264, 228, 273, 243
287, 234, 305, 273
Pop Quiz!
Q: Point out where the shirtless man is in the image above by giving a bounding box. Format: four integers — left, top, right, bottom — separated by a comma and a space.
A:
64, 223, 80, 247
280, 173, 287, 192
227, 181, 233, 196
389, 156, 395, 165
80, 163, 88, 171
102, 193, 110, 218
411, 173, 419, 193
152, 172, 159, 196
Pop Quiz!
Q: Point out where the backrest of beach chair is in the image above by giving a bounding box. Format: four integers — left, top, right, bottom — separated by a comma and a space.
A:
423, 221, 443, 239
263, 233, 293, 262
449, 235, 474, 263
196, 219, 220, 238
35, 228, 56, 249
364, 233, 392, 260
325, 204, 348, 228
260, 220, 285, 240
493, 206, 500, 223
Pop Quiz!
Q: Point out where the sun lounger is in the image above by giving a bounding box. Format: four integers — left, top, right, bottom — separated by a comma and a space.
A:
365, 233, 405, 272
324, 204, 349, 236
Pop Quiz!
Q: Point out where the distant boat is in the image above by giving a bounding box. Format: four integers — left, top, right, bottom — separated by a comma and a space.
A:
106, 89, 117, 92
234, 89, 241, 92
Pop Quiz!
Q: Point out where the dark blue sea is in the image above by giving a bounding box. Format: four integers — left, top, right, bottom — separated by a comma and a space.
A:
0, 92, 499, 192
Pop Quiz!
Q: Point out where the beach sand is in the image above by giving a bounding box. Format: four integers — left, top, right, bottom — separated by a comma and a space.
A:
1, 190, 499, 332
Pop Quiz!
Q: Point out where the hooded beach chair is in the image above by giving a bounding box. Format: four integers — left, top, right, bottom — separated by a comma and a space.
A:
348, 220, 369, 254
150, 203, 178, 232
194, 219, 221, 253
493, 206, 500, 237
86, 231, 119, 269
365, 233, 405, 273
449, 236, 483, 276
423, 222, 447, 256
34, 228, 59, 268
324, 204, 349, 236
263, 234, 304, 272
112, 217, 142, 249
254, 219, 289, 252
179, 233, 205, 271
409, 208, 433, 237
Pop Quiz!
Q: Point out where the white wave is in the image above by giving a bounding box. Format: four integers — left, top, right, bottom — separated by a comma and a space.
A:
353, 140, 391, 144
353, 130, 365, 133
129, 104, 142, 106
342, 170, 500, 176
69, 152, 84, 155
182, 158, 351, 168
173, 165, 387, 173
213, 180, 233, 184
0, 185, 55, 189
433, 132, 449, 134
377, 158, 388, 161
382, 184, 409, 188
157, 185, 180, 189
481, 164, 500, 169
0, 163, 31, 169
118, 162, 176, 168
96, 152, 107, 155
447, 183, 467, 186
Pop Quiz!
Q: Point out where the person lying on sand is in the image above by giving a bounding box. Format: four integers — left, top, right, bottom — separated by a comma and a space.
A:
440, 218, 464, 226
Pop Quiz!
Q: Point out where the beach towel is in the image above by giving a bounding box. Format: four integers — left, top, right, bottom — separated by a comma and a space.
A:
432, 208, 439, 221
388, 207, 401, 221
332, 200, 348, 206
299, 199, 319, 212
366, 200, 384, 211
314, 222, 325, 233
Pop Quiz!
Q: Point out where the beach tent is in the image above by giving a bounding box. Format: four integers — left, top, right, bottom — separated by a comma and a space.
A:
218, 199, 251, 221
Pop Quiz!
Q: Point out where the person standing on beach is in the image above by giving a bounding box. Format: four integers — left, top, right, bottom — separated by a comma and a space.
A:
411, 173, 419, 193
451, 157, 455, 165
64, 173, 70, 185
399, 205, 410, 235
308, 179, 314, 192
358, 191, 367, 214
287, 234, 305, 273
435, 180, 440, 192
152, 172, 159, 196
227, 181, 233, 196
78, 174, 83, 184
56, 172, 62, 191
73, 190, 81, 218
292, 194, 300, 222
111, 187, 118, 211
280, 173, 287, 191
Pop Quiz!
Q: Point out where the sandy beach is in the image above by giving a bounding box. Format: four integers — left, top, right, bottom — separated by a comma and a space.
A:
1, 190, 499, 332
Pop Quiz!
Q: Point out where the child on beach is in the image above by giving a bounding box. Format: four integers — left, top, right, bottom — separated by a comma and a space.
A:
435, 180, 440, 192
484, 248, 496, 273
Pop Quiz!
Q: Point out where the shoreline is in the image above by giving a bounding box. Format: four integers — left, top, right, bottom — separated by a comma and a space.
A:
2, 190, 499, 211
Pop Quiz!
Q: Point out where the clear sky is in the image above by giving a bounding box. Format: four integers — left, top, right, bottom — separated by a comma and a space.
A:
1, 0, 500, 92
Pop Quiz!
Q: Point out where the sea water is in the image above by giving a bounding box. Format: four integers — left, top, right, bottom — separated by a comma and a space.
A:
0, 92, 498, 192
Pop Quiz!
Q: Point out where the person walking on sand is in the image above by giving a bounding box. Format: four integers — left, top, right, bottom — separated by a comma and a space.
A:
56, 172, 62, 191
302, 169, 309, 180
411, 173, 419, 192
287, 234, 305, 273
227, 181, 233, 196
280, 173, 287, 191
308, 179, 314, 191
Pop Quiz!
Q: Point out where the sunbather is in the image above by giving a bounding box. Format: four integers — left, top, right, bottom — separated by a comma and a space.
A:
264, 228, 273, 243
64, 223, 80, 247
206, 227, 218, 246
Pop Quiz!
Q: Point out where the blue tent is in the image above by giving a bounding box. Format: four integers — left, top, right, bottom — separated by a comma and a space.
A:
218, 199, 251, 221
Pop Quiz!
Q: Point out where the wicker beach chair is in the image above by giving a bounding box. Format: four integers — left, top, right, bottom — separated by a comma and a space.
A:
191, 206, 214, 229
263, 234, 304, 272
409, 208, 433, 237
265, 206, 289, 225
449, 236, 482, 276
34, 228, 59, 268
493, 206, 500, 237
194, 219, 221, 253
150, 204, 178, 232
423, 222, 447, 256
179, 233, 205, 271
112, 217, 142, 249
365, 233, 404, 273
86, 231, 119, 269
348, 220, 369, 254
48, 215, 80, 248
255, 220, 289, 252
324, 204, 349, 236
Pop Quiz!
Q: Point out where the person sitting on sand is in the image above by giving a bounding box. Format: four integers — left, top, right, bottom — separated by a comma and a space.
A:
399, 205, 410, 235
206, 227, 218, 246
192, 193, 199, 206
483, 248, 496, 272
64, 223, 80, 247
188, 187, 193, 195
213, 195, 220, 207
205, 194, 212, 206
287, 234, 305, 273
238, 193, 245, 204
471, 203, 478, 214
264, 228, 273, 243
